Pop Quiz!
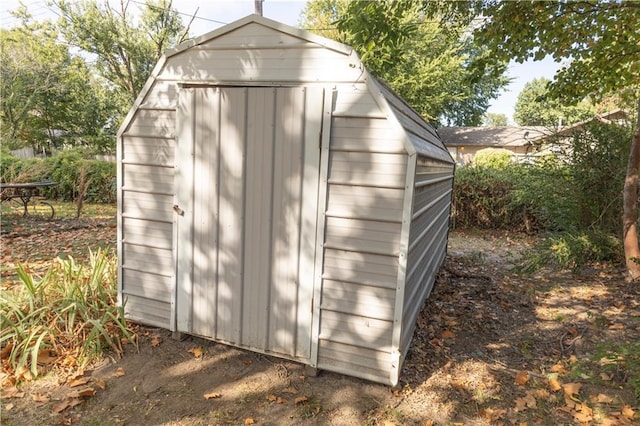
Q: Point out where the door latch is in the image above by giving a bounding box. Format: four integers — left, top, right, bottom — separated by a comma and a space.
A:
173, 204, 184, 216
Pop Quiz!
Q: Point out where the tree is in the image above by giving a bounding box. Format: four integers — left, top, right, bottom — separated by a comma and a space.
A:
0, 13, 119, 154
54, 0, 189, 105
483, 112, 508, 127
301, 0, 509, 126
514, 78, 595, 128
473, 1, 640, 280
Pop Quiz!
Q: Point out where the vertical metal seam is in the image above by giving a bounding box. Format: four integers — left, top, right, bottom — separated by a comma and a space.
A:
214, 87, 222, 339
238, 87, 249, 344
265, 87, 277, 350
294, 87, 307, 357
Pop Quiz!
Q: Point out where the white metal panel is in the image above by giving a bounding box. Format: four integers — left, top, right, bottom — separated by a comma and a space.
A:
176, 86, 325, 362
317, 340, 391, 384
325, 185, 404, 223
122, 218, 172, 249
122, 136, 174, 166
122, 191, 173, 223
158, 47, 362, 83
328, 151, 407, 189
124, 110, 175, 137
324, 216, 401, 256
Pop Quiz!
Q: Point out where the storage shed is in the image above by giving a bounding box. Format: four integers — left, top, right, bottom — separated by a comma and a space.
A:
116, 14, 454, 386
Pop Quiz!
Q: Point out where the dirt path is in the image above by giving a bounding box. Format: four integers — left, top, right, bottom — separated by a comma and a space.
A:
2, 229, 638, 425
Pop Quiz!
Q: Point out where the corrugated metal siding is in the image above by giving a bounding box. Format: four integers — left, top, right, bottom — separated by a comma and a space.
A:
317, 106, 407, 384
175, 86, 323, 361
400, 156, 454, 354
157, 25, 360, 84
119, 106, 176, 328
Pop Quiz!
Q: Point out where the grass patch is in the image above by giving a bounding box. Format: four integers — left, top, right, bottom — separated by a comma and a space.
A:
1, 200, 115, 220
0, 249, 134, 382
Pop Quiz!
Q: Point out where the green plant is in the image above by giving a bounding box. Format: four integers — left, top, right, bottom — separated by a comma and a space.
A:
473, 147, 514, 168
593, 342, 640, 404
517, 231, 623, 273
0, 249, 133, 381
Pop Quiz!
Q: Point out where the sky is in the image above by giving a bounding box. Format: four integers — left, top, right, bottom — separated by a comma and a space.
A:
1, 0, 560, 123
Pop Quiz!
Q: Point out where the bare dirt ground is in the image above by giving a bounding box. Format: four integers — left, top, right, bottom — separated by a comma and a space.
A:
2, 222, 639, 425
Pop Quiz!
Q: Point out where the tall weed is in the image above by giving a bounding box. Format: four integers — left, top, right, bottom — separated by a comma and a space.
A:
0, 249, 133, 381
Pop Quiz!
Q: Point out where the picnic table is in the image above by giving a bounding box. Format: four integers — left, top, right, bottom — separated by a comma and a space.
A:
0, 181, 58, 219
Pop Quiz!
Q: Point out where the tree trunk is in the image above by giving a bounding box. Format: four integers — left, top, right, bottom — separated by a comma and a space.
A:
623, 97, 640, 281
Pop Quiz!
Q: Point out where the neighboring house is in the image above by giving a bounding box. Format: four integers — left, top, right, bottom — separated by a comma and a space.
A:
438, 126, 550, 165
439, 109, 628, 165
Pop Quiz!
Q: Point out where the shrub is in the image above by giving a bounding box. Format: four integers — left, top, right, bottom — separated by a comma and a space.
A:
473, 147, 514, 168
0, 149, 115, 203
518, 230, 624, 273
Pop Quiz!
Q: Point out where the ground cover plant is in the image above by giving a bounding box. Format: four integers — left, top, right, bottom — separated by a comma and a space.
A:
1, 205, 638, 425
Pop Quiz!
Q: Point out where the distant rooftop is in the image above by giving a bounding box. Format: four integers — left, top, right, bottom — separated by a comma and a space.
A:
438, 126, 551, 148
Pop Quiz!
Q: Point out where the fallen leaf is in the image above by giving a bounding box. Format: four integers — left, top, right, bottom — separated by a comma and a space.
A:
266, 394, 277, 402
621, 405, 636, 419
600, 372, 612, 381
74, 387, 96, 398
595, 393, 614, 404
424, 421, 434, 426
244, 418, 255, 425
562, 382, 582, 398
515, 370, 529, 386
1, 343, 13, 359
68, 377, 91, 388
95, 379, 106, 390
204, 391, 222, 400
450, 379, 466, 389
441, 330, 455, 339
551, 362, 567, 374
32, 393, 50, 404
150, 336, 162, 347
243, 360, 252, 366
514, 393, 536, 412
52, 398, 83, 413
114, 367, 126, 377
549, 377, 562, 392
37, 349, 57, 365
1, 387, 25, 399
188, 347, 203, 358
276, 397, 287, 404
282, 386, 298, 394
294, 396, 308, 404
4, 403, 13, 411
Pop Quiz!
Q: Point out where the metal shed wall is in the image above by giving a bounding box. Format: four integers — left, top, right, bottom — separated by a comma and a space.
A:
376, 84, 455, 369
316, 85, 408, 382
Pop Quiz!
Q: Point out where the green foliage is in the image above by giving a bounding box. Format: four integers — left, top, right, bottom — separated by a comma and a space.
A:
518, 231, 623, 273
0, 249, 133, 381
0, 22, 120, 155
593, 342, 640, 405
0, 150, 116, 203
514, 78, 595, 127
473, 2, 640, 103
482, 112, 508, 127
452, 165, 544, 232
303, 0, 509, 125
567, 122, 632, 234
54, 0, 187, 104
473, 148, 513, 168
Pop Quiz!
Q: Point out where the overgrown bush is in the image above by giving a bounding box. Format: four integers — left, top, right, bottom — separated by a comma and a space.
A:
452, 165, 547, 232
473, 147, 514, 168
0, 149, 116, 203
518, 230, 624, 273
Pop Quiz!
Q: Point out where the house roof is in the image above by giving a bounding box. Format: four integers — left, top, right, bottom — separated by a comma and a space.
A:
438, 126, 550, 148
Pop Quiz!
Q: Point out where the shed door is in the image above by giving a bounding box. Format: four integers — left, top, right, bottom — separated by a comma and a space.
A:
174, 86, 325, 361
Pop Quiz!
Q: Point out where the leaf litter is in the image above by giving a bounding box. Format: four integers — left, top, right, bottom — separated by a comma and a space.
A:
2, 228, 639, 425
